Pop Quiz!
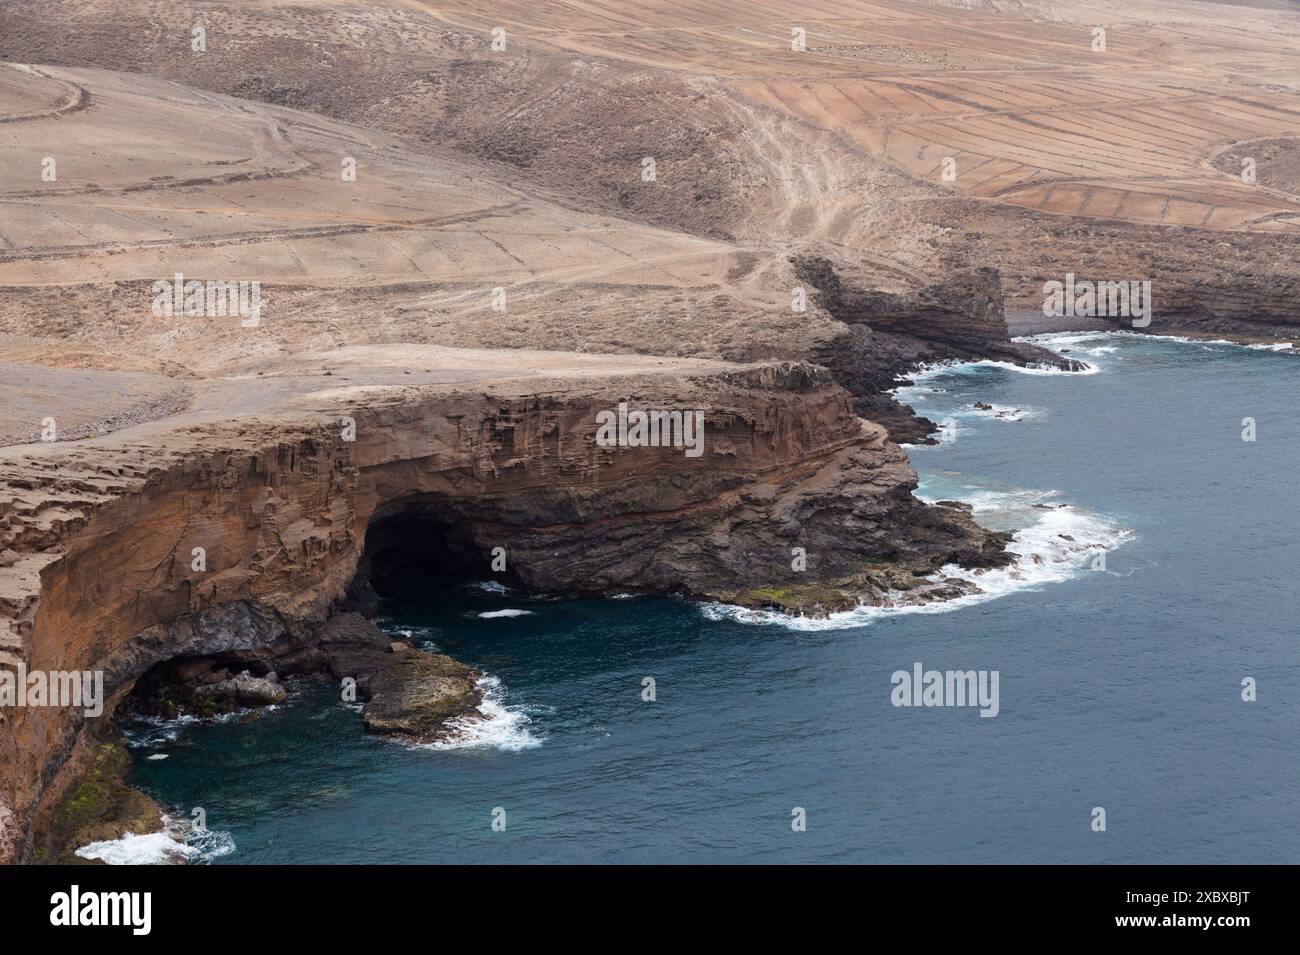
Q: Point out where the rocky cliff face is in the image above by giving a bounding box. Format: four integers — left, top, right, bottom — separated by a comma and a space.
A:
1104, 265, 1300, 339
0, 362, 1006, 862
936, 206, 1300, 341
795, 257, 1085, 443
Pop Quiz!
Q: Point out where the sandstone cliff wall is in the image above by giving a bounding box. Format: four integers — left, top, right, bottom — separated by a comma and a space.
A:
0, 363, 1004, 862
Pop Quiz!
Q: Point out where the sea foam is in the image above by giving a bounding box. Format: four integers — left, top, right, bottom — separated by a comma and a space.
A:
74, 816, 235, 865
703, 348, 1131, 631
420, 675, 542, 752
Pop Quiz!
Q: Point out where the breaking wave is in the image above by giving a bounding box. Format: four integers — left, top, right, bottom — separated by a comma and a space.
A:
75, 816, 235, 865
707, 345, 1133, 630
900, 357, 1100, 388
1022, 329, 1297, 357
419, 675, 543, 752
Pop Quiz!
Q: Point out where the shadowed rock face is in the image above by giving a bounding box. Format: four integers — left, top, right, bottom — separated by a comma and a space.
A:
345, 365, 1007, 602
0, 363, 1007, 862
795, 257, 1085, 443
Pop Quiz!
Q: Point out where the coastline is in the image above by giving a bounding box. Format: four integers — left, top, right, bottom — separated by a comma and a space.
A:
52, 327, 1298, 862
1007, 310, 1300, 350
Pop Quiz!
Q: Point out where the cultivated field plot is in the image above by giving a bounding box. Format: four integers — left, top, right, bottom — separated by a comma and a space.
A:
426, 0, 1300, 233
0, 64, 735, 290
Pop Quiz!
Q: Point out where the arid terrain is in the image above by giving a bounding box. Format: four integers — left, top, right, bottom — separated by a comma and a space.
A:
0, 0, 1297, 862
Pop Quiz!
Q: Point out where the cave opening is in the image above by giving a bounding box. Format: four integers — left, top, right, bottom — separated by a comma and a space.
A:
359, 496, 507, 602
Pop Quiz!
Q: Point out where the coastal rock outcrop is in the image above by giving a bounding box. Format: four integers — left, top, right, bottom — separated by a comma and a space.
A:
120, 613, 483, 741
795, 257, 1084, 442
194, 670, 285, 707
317, 613, 483, 742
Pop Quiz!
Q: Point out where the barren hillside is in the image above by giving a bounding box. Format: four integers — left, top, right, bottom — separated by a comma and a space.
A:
3, 0, 1297, 337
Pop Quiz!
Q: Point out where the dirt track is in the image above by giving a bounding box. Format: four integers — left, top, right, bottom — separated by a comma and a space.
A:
0, 0, 1298, 442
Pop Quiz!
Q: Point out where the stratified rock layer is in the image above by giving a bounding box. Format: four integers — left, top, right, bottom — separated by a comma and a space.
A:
796, 257, 1085, 442
0, 360, 1005, 862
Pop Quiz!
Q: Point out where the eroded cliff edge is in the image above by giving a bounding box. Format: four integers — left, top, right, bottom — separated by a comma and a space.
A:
0, 358, 1006, 863
794, 257, 1086, 444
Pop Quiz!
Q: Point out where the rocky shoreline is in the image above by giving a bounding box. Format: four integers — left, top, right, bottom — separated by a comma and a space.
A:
35, 736, 169, 865
8, 277, 1290, 863
795, 257, 1088, 444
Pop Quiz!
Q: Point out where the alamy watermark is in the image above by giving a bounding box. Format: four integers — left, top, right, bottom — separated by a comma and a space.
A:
151, 272, 262, 327
891, 662, 999, 718
595, 402, 705, 458
50, 885, 150, 935
1043, 272, 1151, 327
0, 665, 103, 717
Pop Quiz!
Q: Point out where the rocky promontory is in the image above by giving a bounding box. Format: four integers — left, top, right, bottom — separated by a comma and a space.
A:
0, 352, 1011, 863
795, 256, 1087, 443
122, 611, 483, 741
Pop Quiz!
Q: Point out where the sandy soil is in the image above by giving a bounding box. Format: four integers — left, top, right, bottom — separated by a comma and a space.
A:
0, 0, 1298, 445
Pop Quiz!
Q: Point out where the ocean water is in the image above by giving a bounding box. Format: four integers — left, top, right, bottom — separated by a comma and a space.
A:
119, 332, 1300, 864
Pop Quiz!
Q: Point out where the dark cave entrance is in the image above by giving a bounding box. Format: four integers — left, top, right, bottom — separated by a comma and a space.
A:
357, 496, 510, 603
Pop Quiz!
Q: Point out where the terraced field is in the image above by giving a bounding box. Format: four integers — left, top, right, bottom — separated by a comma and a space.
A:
0, 0, 1298, 367
0, 65, 737, 290
412, 0, 1300, 233
0, 60, 786, 385
756, 69, 1300, 232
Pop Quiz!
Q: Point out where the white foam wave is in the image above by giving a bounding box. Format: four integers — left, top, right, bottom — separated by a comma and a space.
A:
970, 358, 1100, 376
74, 816, 235, 865
1020, 331, 1124, 349
469, 580, 509, 594
921, 484, 1060, 519
120, 714, 199, 748
1023, 329, 1297, 355
893, 357, 1098, 410
477, 608, 534, 619
75, 829, 195, 865
940, 505, 1132, 599
120, 699, 278, 750
187, 826, 237, 863
421, 676, 542, 752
